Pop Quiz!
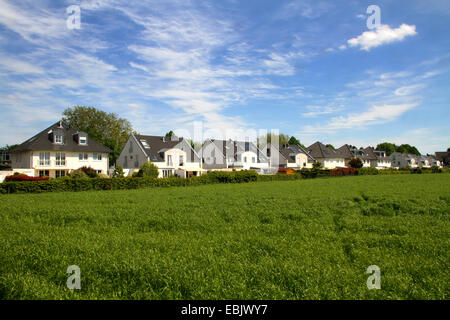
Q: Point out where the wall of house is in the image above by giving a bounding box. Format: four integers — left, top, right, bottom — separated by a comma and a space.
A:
318, 158, 346, 169
31, 151, 109, 174
10, 151, 32, 169
116, 136, 148, 169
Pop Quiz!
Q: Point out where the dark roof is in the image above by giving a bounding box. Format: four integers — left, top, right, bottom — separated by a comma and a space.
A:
134, 134, 196, 162
307, 142, 342, 159
364, 147, 383, 160
336, 144, 378, 160
11, 121, 112, 153
278, 144, 315, 163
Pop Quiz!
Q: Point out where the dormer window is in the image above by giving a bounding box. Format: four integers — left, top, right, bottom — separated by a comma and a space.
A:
54, 134, 63, 144
79, 137, 87, 145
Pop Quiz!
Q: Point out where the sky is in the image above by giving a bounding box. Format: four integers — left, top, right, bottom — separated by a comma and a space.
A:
0, 0, 449, 154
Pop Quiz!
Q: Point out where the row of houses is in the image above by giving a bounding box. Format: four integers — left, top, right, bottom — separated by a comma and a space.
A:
1, 121, 448, 181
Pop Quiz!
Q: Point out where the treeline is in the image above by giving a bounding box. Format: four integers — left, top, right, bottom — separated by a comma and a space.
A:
376, 142, 421, 156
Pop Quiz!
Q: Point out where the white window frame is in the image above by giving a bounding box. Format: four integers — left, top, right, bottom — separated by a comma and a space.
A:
79, 153, 88, 161
39, 152, 50, 166
56, 152, 66, 166
167, 155, 173, 166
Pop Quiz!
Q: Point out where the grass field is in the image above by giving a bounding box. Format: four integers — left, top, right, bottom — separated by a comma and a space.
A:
0, 174, 449, 299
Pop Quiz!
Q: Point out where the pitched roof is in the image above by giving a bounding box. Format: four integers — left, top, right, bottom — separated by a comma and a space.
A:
134, 134, 196, 162
278, 144, 315, 163
307, 142, 342, 159
11, 121, 112, 153
365, 147, 390, 161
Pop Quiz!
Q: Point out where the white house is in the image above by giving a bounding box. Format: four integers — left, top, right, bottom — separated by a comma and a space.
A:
306, 142, 346, 169
390, 152, 420, 168
9, 121, 111, 178
264, 143, 314, 170
116, 134, 204, 178
200, 139, 269, 173
367, 148, 392, 169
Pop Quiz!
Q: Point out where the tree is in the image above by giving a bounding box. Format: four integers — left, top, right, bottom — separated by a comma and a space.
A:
137, 162, 159, 178
62, 106, 133, 164
326, 144, 335, 150
165, 130, 175, 139
348, 157, 363, 169
258, 133, 290, 147
312, 161, 322, 169
288, 136, 306, 149
376, 142, 396, 156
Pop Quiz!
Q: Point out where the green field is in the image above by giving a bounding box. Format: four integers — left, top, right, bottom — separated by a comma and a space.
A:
0, 174, 449, 299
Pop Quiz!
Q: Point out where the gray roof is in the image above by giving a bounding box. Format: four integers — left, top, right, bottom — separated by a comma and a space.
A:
278, 144, 315, 163
134, 134, 196, 162
307, 142, 342, 159
336, 144, 378, 160
11, 121, 112, 154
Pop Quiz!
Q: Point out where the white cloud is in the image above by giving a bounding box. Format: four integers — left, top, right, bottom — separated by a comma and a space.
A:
394, 84, 424, 96
347, 24, 417, 51
0, 56, 44, 74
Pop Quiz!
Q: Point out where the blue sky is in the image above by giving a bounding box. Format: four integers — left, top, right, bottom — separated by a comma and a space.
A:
0, 0, 449, 153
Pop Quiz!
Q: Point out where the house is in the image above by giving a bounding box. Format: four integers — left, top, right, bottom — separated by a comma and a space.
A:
390, 152, 420, 168
9, 120, 111, 178
337, 144, 377, 167
266, 144, 315, 169
420, 155, 441, 168
306, 142, 346, 169
435, 149, 450, 167
0, 149, 11, 169
366, 147, 392, 169
116, 134, 204, 178
200, 139, 269, 172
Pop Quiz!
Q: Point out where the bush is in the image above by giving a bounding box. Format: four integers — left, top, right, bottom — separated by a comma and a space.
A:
137, 162, 159, 178
112, 165, 124, 178
331, 167, 356, 176
80, 166, 98, 178
431, 165, 442, 173
5, 175, 49, 182
70, 169, 88, 179
357, 167, 379, 175
348, 158, 363, 169
410, 168, 423, 174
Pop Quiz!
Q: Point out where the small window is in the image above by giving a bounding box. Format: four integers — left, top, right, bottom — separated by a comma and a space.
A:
79, 137, 87, 145
39, 170, 50, 177
39, 152, 50, 166
79, 153, 88, 161
55, 170, 66, 178
93, 153, 102, 161
56, 153, 66, 166
252, 157, 256, 163
54, 134, 63, 144
179, 155, 184, 165
244, 157, 247, 163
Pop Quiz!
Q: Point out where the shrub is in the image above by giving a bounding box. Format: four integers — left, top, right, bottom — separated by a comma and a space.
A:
137, 162, 159, 178
112, 165, 124, 178
410, 168, 423, 174
98, 173, 110, 179
431, 165, 442, 173
5, 175, 49, 182
331, 167, 356, 176
348, 158, 363, 169
357, 167, 379, 175
80, 166, 98, 178
70, 169, 88, 179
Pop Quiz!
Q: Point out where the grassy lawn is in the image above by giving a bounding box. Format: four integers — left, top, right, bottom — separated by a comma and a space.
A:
0, 174, 448, 299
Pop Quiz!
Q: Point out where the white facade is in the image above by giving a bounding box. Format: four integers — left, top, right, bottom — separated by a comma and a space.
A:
11, 150, 109, 178
319, 158, 346, 169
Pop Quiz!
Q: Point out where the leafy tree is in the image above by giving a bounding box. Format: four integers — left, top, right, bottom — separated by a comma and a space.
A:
312, 161, 322, 169
137, 162, 159, 178
288, 136, 306, 149
258, 133, 290, 147
326, 144, 335, 150
165, 130, 175, 139
62, 106, 133, 164
348, 158, 363, 169
376, 142, 397, 156
112, 165, 124, 178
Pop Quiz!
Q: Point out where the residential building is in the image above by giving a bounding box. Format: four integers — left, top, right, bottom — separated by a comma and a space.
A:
435, 149, 450, 167
0, 149, 11, 168
390, 152, 420, 168
267, 143, 315, 169
306, 142, 346, 169
9, 121, 111, 178
366, 147, 392, 169
337, 144, 377, 167
116, 134, 204, 178
200, 139, 269, 172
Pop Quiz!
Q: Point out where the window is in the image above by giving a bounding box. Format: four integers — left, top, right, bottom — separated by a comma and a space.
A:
56, 153, 65, 166
244, 157, 247, 163
124, 156, 128, 168
54, 134, 63, 144
55, 170, 66, 178
134, 155, 139, 168
167, 155, 173, 166
79, 137, 87, 145
39, 170, 50, 177
79, 153, 88, 161
179, 155, 184, 166
267, 148, 271, 157
129, 141, 133, 153
163, 169, 172, 178
39, 152, 50, 166
252, 157, 256, 163
93, 153, 102, 161
1, 151, 10, 161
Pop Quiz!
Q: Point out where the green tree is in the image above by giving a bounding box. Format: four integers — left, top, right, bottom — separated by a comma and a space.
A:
326, 144, 335, 150
165, 130, 175, 139
258, 133, 290, 147
288, 136, 306, 149
376, 142, 396, 156
312, 161, 322, 169
137, 162, 159, 178
62, 106, 133, 164
348, 157, 363, 169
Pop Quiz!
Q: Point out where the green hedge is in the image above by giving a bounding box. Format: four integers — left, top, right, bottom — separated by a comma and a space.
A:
356, 167, 379, 175
0, 170, 259, 194
257, 174, 303, 182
